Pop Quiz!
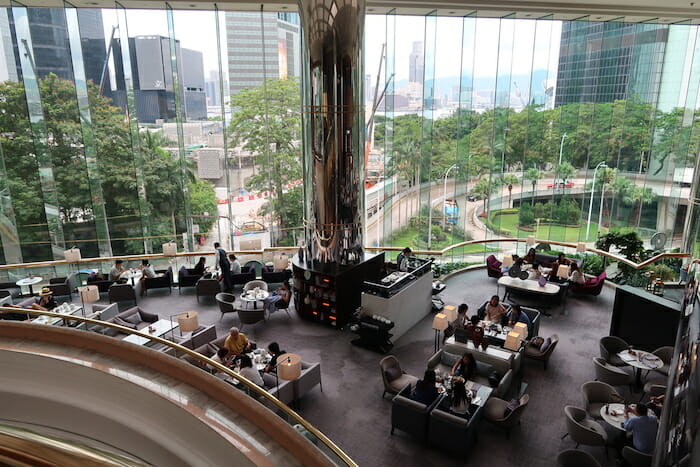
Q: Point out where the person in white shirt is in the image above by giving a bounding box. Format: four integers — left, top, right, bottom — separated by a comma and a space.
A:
569, 262, 585, 284
238, 354, 265, 387
209, 348, 233, 373
229, 254, 241, 275
139, 259, 162, 296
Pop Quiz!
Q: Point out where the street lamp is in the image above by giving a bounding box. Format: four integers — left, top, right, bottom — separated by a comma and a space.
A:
558, 133, 567, 166
585, 161, 608, 241
442, 164, 458, 229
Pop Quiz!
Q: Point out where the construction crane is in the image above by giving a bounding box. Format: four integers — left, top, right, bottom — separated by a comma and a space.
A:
365, 44, 394, 188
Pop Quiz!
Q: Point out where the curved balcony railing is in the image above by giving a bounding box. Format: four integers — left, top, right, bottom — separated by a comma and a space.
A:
0, 307, 356, 467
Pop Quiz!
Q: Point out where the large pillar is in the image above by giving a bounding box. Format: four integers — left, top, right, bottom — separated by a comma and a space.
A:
299, 0, 365, 266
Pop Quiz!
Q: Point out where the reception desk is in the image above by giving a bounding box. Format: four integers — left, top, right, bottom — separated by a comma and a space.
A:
361, 266, 433, 341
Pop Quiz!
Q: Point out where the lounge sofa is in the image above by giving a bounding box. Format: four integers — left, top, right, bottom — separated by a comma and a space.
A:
429, 402, 483, 457
571, 272, 607, 296
534, 252, 583, 269
391, 385, 442, 440
105, 306, 158, 337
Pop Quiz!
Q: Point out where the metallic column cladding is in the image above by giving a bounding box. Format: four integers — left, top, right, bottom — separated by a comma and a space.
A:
299, 0, 365, 265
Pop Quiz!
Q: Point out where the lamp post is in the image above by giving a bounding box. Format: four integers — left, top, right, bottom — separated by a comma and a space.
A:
558, 133, 567, 166
442, 164, 458, 229
585, 161, 607, 241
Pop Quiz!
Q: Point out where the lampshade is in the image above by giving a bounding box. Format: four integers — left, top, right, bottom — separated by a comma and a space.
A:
162, 241, 177, 256
526, 235, 535, 246
443, 305, 457, 322
77, 285, 99, 303
277, 353, 302, 381
177, 311, 199, 333
502, 255, 513, 268
273, 253, 290, 271
64, 247, 81, 262
513, 322, 529, 340
504, 331, 521, 351
556, 264, 570, 280
576, 242, 586, 253
432, 313, 449, 331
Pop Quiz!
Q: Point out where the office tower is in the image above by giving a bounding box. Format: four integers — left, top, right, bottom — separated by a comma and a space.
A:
409, 41, 424, 84
225, 12, 300, 96
205, 70, 221, 106
555, 22, 668, 105
112, 36, 206, 123
0, 9, 16, 81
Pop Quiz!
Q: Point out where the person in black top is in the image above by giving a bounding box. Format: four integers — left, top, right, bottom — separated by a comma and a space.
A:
451, 352, 477, 380
411, 369, 439, 405
264, 341, 287, 373
31, 288, 57, 311
214, 242, 232, 291
193, 257, 207, 276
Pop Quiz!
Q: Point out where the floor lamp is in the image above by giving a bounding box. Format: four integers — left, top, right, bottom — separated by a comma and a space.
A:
169, 311, 200, 344
77, 285, 99, 318
274, 353, 302, 398
432, 313, 448, 353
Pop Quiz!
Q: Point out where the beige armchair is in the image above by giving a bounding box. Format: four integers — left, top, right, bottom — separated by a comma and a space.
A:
563, 405, 608, 451
651, 346, 673, 376
380, 355, 419, 398
524, 334, 559, 370
483, 393, 529, 439
593, 357, 634, 388
294, 361, 322, 408
244, 280, 268, 292
622, 446, 652, 467
556, 449, 602, 467
581, 381, 624, 419
599, 335, 629, 366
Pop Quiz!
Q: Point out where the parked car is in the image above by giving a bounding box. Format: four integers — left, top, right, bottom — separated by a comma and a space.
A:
547, 180, 575, 188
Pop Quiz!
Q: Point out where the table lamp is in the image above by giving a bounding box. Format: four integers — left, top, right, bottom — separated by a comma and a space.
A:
64, 247, 82, 262
443, 305, 457, 323
275, 353, 302, 392
432, 313, 448, 353
504, 331, 521, 351
273, 253, 290, 271
556, 264, 570, 281
513, 322, 529, 341
77, 285, 99, 318
502, 255, 513, 268
527, 235, 535, 246
162, 241, 177, 257
576, 242, 586, 253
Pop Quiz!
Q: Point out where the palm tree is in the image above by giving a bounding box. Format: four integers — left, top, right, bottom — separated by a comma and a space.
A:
386, 139, 421, 188
624, 185, 657, 228
502, 174, 520, 208
524, 168, 544, 206
554, 161, 576, 193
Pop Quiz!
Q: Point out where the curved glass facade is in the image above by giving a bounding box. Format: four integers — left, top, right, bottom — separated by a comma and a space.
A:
0, 8, 699, 265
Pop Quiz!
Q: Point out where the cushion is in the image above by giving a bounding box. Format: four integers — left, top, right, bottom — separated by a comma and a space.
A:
114, 317, 137, 329
384, 366, 402, 382
540, 337, 552, 353
440, 352, 460, 368
488, 371, 500, 388
122, 312, 142, 325
476, 361, 494, 378
179, 266, 189, 277
504, 398, 520, 417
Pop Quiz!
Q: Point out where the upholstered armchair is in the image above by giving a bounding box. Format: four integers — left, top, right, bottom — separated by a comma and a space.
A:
556, 450, 602, 467
428, 404, 483, 456
231, 268, 256, 287
215, 293, 237, 321
244, 280, 268, 292
570, 272, 606, 296
563, 405, 608, 451
237, 307, 265, 331
391, 385, 442, 440
177, 268, 202, 292
48, 277, 72, 300
108, 283, 136, 306
380, 355, 419, 398
196, 278, 221, 303
581, 381, 624, 419
0, 282, 22, 299
622, 446, 652, 467
600, 335, 629, 366
651, 346, 674, 377
486, 255, 503, 278
143, 266, 173, 295
524, 334, 559, 370
593, 357, 635, 388
483, 394, 529, 438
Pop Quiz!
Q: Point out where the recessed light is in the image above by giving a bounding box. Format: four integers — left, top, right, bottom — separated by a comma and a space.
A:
524, 13, 531, 17
281, 6, 287, 9
368, 8, 374, 11
189, 3, 196, 6
448, 11, 455, 14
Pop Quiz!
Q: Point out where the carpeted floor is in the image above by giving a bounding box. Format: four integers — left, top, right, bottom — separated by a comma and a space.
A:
87, 269, 625, 466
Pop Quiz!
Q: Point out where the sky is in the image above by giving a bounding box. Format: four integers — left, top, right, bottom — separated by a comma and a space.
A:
100, 10, 562, 83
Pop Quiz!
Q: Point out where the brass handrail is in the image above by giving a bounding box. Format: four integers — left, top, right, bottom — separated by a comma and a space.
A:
0, 307, 356, 467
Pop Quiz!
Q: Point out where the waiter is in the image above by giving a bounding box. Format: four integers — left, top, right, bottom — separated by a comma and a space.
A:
214, 242, 232, 291
396, 247, 412, 272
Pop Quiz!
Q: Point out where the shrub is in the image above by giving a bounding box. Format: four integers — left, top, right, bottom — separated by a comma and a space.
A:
519, 203, 535, 226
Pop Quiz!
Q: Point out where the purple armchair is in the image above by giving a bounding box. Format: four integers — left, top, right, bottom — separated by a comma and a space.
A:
486, 255, 503, 278
570, 272, 606, 296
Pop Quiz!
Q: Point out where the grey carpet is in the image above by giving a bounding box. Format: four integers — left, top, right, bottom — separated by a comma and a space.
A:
81, 270, 625, 466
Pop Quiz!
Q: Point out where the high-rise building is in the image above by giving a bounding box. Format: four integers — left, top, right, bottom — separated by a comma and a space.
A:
555, 22, 668, 105
225, 12, 300, 96
112, 36, 206, 123
408, 41, 424, 84
205, 70, 221, 106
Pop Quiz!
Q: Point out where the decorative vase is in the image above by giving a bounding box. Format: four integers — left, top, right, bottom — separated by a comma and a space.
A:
481, 336, 490, 350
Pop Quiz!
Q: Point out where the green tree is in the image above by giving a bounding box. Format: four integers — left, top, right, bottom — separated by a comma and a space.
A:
524, 168, 544, 205
386, 139, 421, 187
623, 185, 657, 228
470, 177, 501, 213
502, 173, 520, 207
228, 78, 302, 244
554, 162, 576, 186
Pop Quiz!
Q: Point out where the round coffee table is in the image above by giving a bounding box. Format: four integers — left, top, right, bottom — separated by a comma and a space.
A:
16, 276, 43, 296
599, 402, 627, 430
241, 290, 269, 309
617, 349, 663, 389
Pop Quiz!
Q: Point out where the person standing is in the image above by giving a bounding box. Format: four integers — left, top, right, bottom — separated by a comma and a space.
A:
214, 242, 232, 291
396, 247, 412, 272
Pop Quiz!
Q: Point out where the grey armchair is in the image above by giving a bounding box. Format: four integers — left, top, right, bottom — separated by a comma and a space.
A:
581, 381, 624, 419
0, 282, 21, 299
651, 346, 673, 377
238, 307, 265, 330
266, 378, 295, 406
216, 292, 237, 321
593, 357, 634, 388
380, 355, 419, 398
556, 450, 602, 467
622, 446, 652, 467
294, 361, 322, 407
600, 335, 629, 366
196, 278, 221, 303
524, 334, 559, 370
244, 280, 268, 292
520, 306, 541, 338
483, 393, 529, 438
143, 267, 173, 295
563, 405, 608, 450
391, 385, 442, 440
108, 283, 136, 306
428, 404, 482, 457
48, 277, 72, 300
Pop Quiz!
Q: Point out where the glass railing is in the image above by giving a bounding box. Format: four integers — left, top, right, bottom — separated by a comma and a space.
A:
0, 307, 356, 467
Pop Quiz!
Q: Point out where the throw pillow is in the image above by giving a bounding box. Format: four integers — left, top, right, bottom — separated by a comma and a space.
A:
179, 266, 189, 277
114, 317, 137, 329
88, 271, 96, 282
122, 312, 142, 325
384, 366, 402, 382
441, 352, 460, 368
540, 337, 552, 353
504, 398, 520, 417
475, 361, 494, 377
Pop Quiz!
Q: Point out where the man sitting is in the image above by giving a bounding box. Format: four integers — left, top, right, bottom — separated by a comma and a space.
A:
223, 327, 252, 356
623, 403, 658, 455
508, 304, 533, 336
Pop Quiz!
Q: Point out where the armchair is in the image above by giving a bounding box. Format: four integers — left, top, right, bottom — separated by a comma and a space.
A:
556, 450, 602, 467
108, 283, 136, 306
563, 405, 608, 451
244, 280, 268, 292
381, 355, 419, 398
231, 268, 255, 288
581, 381, 624, 419
651, 346, 673, 377
0, 282, 22, 299
215, 293, 237, 321
262, 270, 291, 287
238, 307, 265, 331
570, 272, 606, 296
622, 446, 652, 467
593, 357, 635, 388
600, 335, 629, 366
486, 255, 503, 278
86, 273, 115, 293
143, 267, 173, 295
524, 334, 559, 370
47, 277, 72, 300
293, 361, 322, 407
391, 385, 442, 440
104, 306, 158, 337
177, 268, 202, 293
428, 403, 482, 457
483, 393, 529, 438
196, 278, 221, 303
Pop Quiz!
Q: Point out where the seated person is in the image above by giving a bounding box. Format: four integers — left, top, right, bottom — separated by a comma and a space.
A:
209, 347, 233, 372
508, 304, 533, 336
238, 354, 265, 387
223, 327, 252, 356
139, 259, 163, 296
465, 315, 482, 339
109, 259, 126, 282
264, 281, 291, 314
485, 295, 507, 322
31, 288, 57, 311
396, 247, 412, 272
649, 395, 665, 417
451, 352, 477, 380
264, 342, 287, 373
623, 403, 658, 455
229, 254, 241, 275
444, 303, 469, 342
523, 248, 537, 265
449, 379, 471, 416
193, 256, 208, 276
501, 254, 520, 273
549, 253, 571, 281
568, 262, 585, 285
411, 369, 439, 405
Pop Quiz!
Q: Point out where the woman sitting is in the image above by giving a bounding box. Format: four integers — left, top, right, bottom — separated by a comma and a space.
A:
193, 256, 208, 276
411, 369, 439, 405
523, 248, 537, 265
449, 379, 471, 416
485, 295, 507, 322
569, 262, 585, 284
31, 288, 57, 311
451, 352, 477, 380
264, 281, 291, 314
238, 354, 265, 387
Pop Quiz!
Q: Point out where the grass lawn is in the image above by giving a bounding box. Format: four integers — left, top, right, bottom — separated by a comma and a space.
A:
387, 227, 492, 254
491, 211, 606, 242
